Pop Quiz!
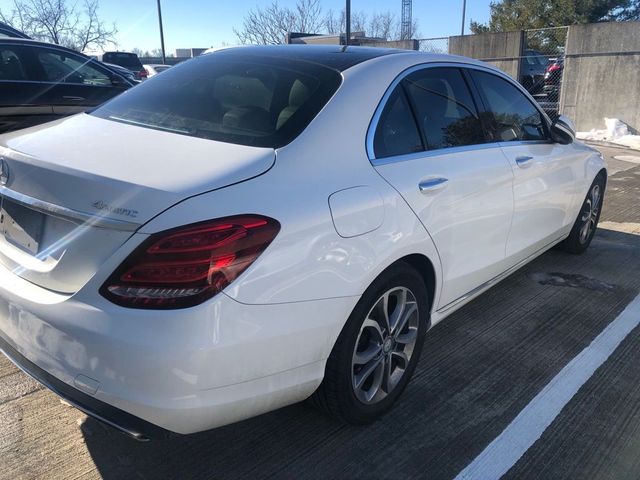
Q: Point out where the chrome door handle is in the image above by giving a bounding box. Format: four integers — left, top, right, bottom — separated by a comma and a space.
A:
515, 156, 534, 168
62, 96, 85, 101
419, 177, 448, 193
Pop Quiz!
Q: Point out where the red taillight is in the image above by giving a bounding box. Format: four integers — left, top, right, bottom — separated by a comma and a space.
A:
139, 69, 148, 78
547, 64, 561, 73
101, 215, 280, 309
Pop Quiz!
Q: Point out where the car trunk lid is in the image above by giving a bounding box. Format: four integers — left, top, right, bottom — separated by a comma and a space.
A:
0, 114, 275, 294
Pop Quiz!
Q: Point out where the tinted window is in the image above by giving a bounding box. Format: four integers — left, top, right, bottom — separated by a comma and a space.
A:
102, 52, 143, 71
91, 55, 342, 148
403, 67, 485, 150
472, 70, 547, 142
373, 87, 423, 159
36, 49, 111, 85
0, 47, 29, 80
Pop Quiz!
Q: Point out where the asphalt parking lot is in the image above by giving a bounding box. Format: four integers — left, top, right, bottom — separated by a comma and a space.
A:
1, 144, 640, 480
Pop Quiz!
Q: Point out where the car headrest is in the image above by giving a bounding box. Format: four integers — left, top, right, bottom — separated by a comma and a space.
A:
289, 80, 311, 108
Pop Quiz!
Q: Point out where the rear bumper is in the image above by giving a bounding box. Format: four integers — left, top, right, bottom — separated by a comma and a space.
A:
0, 334, 169, 441
0, 264, 358, 434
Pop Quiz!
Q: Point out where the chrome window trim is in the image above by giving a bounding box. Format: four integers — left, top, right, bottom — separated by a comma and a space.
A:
0, 186, 140, 231
373, 139, 553, 167
366, 61, 553, 166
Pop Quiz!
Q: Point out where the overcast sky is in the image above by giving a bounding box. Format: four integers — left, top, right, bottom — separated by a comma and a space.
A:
0, 0, 492, 53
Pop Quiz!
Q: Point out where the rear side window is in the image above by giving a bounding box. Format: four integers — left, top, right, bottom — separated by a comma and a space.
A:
373, 87, 423, 158
91, 54, 342, 148
36, 49, 111, 86
402, 67, 485, 150
0, 47, 30, 81
471, 70, 547, 142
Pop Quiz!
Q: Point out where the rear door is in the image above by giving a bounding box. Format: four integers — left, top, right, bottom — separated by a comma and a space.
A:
469, 69, 580, 262
29, 45, 128, 115
0, 43, 56, 133
370, 66, 515, 309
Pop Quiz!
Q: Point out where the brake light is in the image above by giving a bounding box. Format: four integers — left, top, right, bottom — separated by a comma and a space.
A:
547, 64, 561, 73
139, 69, 148, 78
100, 215, 280, 309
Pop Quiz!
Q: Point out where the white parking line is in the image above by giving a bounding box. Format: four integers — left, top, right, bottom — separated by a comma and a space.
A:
455, 293, 640, 480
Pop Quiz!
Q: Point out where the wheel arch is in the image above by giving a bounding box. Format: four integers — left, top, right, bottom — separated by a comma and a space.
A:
396, 253, 437, 316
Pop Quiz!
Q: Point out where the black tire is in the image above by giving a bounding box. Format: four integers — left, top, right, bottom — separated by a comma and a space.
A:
558, 172, 606, 254
310, 262, 429, 424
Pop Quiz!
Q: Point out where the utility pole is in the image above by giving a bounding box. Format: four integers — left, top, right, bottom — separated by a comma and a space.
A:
461, 0, 467, 36
345, 0, 351, 46
157, 0, 166, 64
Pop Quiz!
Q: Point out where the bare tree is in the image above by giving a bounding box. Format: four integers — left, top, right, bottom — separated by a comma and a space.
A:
324, 9, 418, 40
131, 47, 147, 57
234, 0, 324, 45
323, 8, 344, 35
324, 9, 367, 35
368, 12, 397, 39
0, 0, 117, 52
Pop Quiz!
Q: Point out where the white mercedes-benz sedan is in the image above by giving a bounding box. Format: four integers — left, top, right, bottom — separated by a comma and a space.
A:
0, 45, 605, 439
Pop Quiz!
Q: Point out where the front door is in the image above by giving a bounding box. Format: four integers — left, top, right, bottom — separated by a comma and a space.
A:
370, 66, 515, 308
469, 69, 580, 261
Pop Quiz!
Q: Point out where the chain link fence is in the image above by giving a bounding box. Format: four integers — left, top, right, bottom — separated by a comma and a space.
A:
520, 26, 568, 115
416, 37, 449, 54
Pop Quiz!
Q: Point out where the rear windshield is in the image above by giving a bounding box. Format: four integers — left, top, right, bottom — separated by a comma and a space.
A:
103, 52, 142, 70
91, 53, 342, 148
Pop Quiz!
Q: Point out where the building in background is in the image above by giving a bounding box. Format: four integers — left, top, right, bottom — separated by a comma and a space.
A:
175, 48, 208, 58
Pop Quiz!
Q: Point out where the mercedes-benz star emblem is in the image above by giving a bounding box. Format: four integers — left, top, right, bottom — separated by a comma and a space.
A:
0, 158, 8, 186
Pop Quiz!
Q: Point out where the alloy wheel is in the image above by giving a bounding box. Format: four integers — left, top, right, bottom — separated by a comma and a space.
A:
351, 287, 419, 405
579, 183, 601, 244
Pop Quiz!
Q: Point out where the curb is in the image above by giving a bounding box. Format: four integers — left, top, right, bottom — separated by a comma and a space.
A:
580, 139, 639, 152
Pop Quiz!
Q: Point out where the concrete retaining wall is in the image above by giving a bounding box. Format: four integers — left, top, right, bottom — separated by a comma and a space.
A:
449, 31, 523, 79
560, 22, 640, 131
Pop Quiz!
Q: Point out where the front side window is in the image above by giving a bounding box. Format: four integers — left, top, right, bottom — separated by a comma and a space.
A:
471, 70, 547, 142
36, 49, 111, 86
91, 54, 342, 148
373, 87, 424, 159
403, 67, 485, 150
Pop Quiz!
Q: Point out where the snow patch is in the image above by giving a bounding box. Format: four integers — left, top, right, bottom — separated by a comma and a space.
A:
577, 118, 640, 150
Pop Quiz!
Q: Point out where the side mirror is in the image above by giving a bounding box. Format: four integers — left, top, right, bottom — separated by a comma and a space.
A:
550, 115, 576, 145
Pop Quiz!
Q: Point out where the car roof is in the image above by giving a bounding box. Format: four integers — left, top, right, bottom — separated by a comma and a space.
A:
206, 45, 407, 72
203, 45, 499, 74
103, 51, 138, 56
0, 37, 83, 53
0, 21, 30, 39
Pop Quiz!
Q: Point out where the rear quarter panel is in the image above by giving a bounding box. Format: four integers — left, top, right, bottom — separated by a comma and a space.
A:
140, 56, 445, 315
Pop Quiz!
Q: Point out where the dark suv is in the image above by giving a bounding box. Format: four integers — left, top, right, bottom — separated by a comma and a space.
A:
100, 51, 148, 81
0, 38, 134, 133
